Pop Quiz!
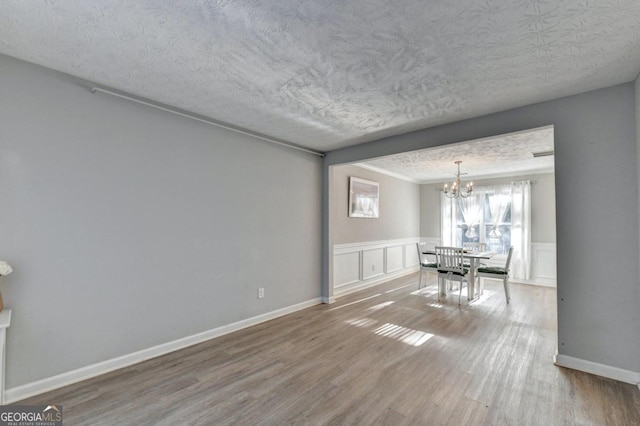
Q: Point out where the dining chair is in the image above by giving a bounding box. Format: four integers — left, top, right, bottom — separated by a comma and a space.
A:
462, 242, 487, 252
477, 246, 514, 303
416, 242, 438, 291
435, 246, 470, 305
462, 242, 489, 272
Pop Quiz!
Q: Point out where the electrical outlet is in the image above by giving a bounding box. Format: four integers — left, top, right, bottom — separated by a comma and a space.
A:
372, 265, 375, 271
258, 288, 265, 299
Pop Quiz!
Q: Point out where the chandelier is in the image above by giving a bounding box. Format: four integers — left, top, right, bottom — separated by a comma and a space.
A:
444, 161, 473, 199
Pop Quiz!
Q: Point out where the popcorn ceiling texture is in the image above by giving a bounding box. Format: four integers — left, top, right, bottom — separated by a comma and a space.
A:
359, 126, 555, 183
1, 1, 639, 151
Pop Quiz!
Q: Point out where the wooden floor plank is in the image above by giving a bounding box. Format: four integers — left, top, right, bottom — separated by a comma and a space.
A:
16, 274, 640, 425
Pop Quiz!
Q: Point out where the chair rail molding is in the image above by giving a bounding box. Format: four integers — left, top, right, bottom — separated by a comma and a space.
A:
333, 237, 420, 297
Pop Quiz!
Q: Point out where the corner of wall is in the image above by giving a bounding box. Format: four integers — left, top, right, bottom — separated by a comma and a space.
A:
636, 73, 640, 374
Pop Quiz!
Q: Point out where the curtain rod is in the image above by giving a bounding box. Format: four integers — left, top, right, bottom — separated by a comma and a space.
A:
90, 87, 325, 158
435, 180, 537, 191
470, 180, 538, 187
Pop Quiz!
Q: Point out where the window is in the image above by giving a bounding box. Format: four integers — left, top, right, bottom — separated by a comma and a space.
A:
442, 180, 531, 279
455, 193, 512, 255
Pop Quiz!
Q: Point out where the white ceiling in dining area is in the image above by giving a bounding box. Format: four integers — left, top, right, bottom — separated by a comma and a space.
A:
0, 1, 639, 152
356, 126, 554, 184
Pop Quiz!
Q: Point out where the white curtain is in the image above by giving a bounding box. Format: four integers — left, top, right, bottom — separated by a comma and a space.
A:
440, 182, 532, 280
458, 194, 483, 238
441, 192, 457, 246
510, 181, 531, 280
487, 190, 511, 238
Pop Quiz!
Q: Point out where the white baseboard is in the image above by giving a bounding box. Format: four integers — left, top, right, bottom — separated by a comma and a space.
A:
554, 353, 640, 386
334, 267, 419, 298
510, 278, 556, 288
5, 297, 323, 404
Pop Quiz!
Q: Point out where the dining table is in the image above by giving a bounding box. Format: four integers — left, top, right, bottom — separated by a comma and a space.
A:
422, 249, 497, 300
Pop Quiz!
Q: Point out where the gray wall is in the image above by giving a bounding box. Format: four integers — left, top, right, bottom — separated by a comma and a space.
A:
331, 165, 420, 244
637, 74, 640, 313
324, 83, 640, 374
0, 55, 322, 388
419, 184, 442, 239
420, 172, 556, 243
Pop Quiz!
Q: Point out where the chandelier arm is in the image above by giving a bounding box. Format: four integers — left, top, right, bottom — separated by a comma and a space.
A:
442, 161, 473, 199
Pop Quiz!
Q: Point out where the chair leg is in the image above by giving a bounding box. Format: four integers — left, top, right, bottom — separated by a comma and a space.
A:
503, 277, 511, 303
418, 269, 423, 289
458, 279, 463, 306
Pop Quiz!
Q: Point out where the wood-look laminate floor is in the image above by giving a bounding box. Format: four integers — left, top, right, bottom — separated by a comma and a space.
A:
18, 274, 640, 425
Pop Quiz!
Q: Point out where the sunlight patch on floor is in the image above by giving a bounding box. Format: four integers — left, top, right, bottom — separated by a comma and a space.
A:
345, 317, 379, 328
411, 286, 499, 306
410, 288, 440, 297
373, 323, 434, 347
345, 317, 435, 347
425, 302, 445, 308
409, 288, 447, 307
365, 301, 394, 311
327, 293, 381, 311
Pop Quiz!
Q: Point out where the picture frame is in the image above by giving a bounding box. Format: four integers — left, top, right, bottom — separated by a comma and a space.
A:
349, 177, 379, 218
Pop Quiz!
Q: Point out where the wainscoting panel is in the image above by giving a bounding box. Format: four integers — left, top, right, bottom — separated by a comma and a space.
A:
404, 243, 419, 268
386, 245, 404, 274
531, 242, 557, 286
333, 251, 361, 289
362, 248, 385, 280
333, 238, 556, 296
333, 238, 420, 297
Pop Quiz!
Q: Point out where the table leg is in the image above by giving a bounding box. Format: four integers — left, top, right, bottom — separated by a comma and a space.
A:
468, 258, 477, 300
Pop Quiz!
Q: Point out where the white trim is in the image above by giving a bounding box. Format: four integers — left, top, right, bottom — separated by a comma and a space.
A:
5, 297, 323, 404
510, 278, 556, 288
322, 296, 336, 304
530, 242, 557, 287
334, 278, 361, 289
333, 250, 361, 289
334, 237, 420, 254
554, 353, 640, 386
333, 238, 421, 298
385, 245, 405, 274
361, 247, 385, 280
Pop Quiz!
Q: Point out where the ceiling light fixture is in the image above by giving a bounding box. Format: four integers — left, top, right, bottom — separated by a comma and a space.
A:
532, 150, 554, 158
444, 161, 473, 199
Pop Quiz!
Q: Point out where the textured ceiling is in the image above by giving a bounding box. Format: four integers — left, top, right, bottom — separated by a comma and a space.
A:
1, 1, 639, 151
356, 126, 554, 183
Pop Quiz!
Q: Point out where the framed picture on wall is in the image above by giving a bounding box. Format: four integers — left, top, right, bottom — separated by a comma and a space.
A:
349, 177, 379, 218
